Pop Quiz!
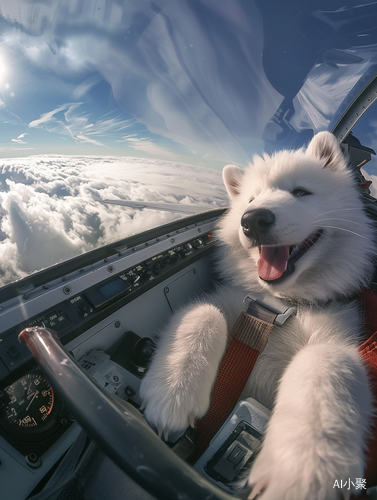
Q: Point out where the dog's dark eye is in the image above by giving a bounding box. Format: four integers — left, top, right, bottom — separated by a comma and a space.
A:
292, 188, 312, 198
248, 198, 254, 203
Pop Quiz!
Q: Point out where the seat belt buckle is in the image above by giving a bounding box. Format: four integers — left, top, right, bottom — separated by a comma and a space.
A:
194, 398, 270, 493
243, 293, 296, 326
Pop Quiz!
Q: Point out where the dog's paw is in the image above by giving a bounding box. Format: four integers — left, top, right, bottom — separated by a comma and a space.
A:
247, 433, 362, 500
140, 369, 211, 439
248, 449, 329, 500
139, 303, 228, 439
247, 448, 311, 500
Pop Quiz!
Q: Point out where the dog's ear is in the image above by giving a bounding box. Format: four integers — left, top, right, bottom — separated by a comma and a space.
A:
223, 165, 244, 198
306, 131, 344, 170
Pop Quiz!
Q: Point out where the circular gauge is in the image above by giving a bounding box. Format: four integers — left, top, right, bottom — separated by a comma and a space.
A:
5, 372, 54, 429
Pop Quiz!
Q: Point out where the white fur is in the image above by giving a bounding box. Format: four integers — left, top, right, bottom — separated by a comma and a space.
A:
139, 303, 228, 439
140, 132, 376, 499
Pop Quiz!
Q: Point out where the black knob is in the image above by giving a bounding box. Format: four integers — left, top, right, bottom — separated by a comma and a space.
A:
127, 274, 140, 285
132, 337, 156, 372
169, 253, 179, 263
78, 304, 89, 315
191, 239, 202, 249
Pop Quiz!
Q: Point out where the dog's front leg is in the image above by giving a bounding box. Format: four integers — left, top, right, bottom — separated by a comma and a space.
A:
248, 342, 373, 500
140, 302, 228, 439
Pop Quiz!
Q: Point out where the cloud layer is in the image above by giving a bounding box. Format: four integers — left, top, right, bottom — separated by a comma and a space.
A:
0, 154, 376, 289
0, 156, 227, 287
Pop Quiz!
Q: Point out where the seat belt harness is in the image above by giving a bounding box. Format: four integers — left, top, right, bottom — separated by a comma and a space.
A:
190, 294, 295, 463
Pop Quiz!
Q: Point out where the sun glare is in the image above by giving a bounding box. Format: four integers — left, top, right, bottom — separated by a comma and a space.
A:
0, 52, 9, 86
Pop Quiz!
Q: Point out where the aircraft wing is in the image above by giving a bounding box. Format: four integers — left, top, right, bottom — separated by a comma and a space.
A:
102, 199, 218, 214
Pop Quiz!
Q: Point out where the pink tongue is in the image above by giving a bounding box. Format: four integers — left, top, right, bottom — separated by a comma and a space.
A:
258, 245, 290, 281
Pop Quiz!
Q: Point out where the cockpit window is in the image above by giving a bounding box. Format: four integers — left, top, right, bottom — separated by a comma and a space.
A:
1, 1, 377, 288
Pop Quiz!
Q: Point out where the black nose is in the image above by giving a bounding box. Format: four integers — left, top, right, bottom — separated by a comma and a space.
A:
241, 209, 275, 240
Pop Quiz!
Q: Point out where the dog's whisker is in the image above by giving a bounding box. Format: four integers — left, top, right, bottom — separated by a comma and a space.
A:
318, 225, 369, 239
314, 208, 363, 217
313, 217, 366, 227
230, 207, 244, 217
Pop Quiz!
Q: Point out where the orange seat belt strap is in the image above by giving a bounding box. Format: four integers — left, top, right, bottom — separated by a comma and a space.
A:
358, 328, 377, 487
190, 295, 295, 463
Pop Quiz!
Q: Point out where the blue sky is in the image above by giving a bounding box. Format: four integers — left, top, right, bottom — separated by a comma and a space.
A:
0, 1, 212, 165
0, 47, 195, 163
0, 0, 376, 170
0, 0, 250, 168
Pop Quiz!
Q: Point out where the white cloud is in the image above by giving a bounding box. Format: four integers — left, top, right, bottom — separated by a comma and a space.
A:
0, 155, 227, 287
29, 104, 71, 128
72, 74, 103, 99
29, 103, 135, 147
120, 135, 177, 159
11, 132, 28, 144
76, 134, 106, 147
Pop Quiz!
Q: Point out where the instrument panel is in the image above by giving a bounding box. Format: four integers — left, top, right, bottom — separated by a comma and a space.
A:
0, 230, 216, 385
0, 215, 219, 459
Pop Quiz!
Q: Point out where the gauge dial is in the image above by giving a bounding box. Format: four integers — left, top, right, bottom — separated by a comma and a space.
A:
5, 373, 54, 429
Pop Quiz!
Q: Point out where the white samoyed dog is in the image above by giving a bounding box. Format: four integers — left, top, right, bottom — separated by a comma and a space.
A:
140, 132, 376, 499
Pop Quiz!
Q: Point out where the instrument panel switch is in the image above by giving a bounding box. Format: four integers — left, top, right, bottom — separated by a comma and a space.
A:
125, 386, 136, 397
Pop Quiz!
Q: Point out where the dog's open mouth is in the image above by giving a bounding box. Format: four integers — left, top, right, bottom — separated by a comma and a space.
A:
258, 230, 323, 282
